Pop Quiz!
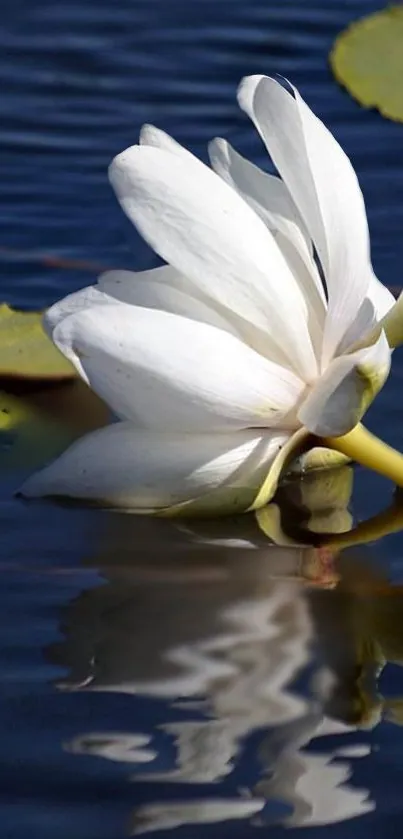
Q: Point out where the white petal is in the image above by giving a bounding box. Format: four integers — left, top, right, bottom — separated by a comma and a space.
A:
237, 73, 265, 115
208, 137, 312, 255
208, 138, 326, 352
334, 297, 376, 357
367, 274, 395, 321
53, 303, 305, 431
238, 75, 371, 366
20, 424, 290, 510
338, 276, 395, 355
44, 285, 111, 337
209, 137, 312, 244
138, 128, 286, 344
98, 267, 240, 336
297, 331, 391, 437
44, 286, 114, 381
140, 124, 195, 161
275, 234, 325, 360
109, 144, 317, 380
98, 268, 288, 371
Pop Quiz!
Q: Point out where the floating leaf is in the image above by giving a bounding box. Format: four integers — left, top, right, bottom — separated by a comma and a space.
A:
0, 303, 75, 381
330, 6, 403, 122
0, 381, 110, 470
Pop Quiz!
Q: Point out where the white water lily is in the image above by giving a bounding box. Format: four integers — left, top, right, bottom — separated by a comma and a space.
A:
21, 75, 403, 513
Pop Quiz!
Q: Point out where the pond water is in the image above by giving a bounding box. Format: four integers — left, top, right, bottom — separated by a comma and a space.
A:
2, 0, 403, 836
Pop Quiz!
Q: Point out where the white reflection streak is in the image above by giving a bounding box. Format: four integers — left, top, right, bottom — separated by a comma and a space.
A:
60, 550, 373, 833
256, 715, 374, 828
66, 732, 157, 764
132, 584, 311, 785
129, 797, 267, 835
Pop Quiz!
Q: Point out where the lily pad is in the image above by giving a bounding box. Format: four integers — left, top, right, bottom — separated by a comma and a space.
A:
330, 6, 403, 122
0, 303, 75, 381
0, 381, 110, 470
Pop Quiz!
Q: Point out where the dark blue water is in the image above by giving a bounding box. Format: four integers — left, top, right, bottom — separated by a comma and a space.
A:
2, 0, 403, 836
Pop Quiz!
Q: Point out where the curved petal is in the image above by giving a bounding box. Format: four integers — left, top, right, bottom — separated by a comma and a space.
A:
109, 143, 317, 380
367, 274, 395, 321
208, 138, 326, 354
334, 297, 376, 357
355, 291, 403, 352
98, 267, 241, 337
53, 303, 305, 431
297, 331, 391, 437
238, 75, 371, 366
44, 286, 114, 382
208, 137, 312, 257
98, 268, 292, 372
140, 124, 195, 162
45, 285, 111, 337
20, 423, 291, 511
139, 124, 323, 330
338, 276, 395, 355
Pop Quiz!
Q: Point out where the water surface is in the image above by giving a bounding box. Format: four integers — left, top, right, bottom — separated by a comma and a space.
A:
2, 0, 403, 837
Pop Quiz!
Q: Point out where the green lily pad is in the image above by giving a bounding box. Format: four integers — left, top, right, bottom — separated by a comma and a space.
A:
330, 6, 403, 122
0, 381, 110, 470
0, 303, 75, 381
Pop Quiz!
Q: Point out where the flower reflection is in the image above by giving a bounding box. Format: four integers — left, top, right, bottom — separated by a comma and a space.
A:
48, 467, 403, 834
66, 732, 157, 764
130, 797, 267, 835
256, 716, 373, 827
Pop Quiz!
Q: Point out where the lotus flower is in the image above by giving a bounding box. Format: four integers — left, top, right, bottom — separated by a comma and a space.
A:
22, 76, 403, 513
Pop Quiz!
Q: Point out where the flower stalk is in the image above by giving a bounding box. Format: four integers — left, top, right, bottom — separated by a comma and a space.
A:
323, 423, 403, 487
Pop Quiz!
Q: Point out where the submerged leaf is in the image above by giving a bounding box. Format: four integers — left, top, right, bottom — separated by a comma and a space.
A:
0, 303, 75, 381
330, 6, 403, 122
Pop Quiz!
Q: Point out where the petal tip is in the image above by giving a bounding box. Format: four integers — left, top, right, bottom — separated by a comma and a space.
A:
207, 137, 229, 171
237, 74, 266, 112
108, 144, 141, 182
18, 471, 48, 499
139, 123, 156, 145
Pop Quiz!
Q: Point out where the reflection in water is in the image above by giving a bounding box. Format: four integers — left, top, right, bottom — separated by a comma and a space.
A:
48, 468, 403, 834
66, 733, 157, 765
130, 798, 267, 835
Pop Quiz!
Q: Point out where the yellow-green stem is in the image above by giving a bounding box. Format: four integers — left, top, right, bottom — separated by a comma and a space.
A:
323, 423, 403, 487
